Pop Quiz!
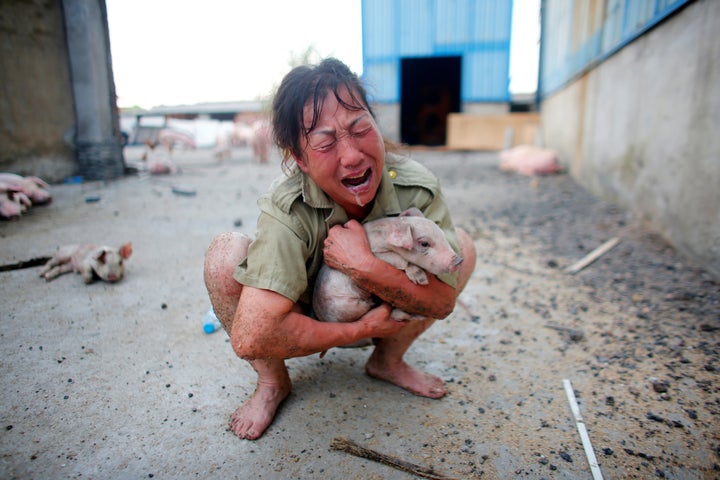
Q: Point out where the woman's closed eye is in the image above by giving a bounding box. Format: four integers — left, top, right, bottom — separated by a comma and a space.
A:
310, 136, 336, 152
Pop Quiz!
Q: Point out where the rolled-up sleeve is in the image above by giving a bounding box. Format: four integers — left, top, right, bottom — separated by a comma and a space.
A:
233, 210, 310, 303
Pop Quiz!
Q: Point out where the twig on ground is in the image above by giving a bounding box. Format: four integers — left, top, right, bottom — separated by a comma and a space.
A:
0, 257, 51, 272
544, 323, 585, 342
330, 437, 458, 480
564, 237, 620, 275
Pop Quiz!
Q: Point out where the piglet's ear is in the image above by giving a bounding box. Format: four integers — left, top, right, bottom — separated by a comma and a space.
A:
387, 222, 413, 250
95, 249, 108, 265
119, 242, 133, 259
400, 207, 424, 218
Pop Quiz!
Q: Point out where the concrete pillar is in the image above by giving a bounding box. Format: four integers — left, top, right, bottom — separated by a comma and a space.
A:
62, 0, 124, 180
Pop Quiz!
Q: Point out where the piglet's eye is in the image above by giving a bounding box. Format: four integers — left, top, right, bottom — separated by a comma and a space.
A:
419, 240, 431, 249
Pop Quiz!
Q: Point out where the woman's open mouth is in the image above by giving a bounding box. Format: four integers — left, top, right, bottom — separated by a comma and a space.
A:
342, 168, 371, 189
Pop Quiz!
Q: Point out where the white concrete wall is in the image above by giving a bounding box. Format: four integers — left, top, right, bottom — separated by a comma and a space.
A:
541, 0, 720, 278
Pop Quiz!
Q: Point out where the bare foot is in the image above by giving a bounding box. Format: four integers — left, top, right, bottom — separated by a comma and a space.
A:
365, 354, 447, 399
228, 381, 291, 440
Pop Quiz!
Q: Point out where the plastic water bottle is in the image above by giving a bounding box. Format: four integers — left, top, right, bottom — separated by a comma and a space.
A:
202, 307, 222, 334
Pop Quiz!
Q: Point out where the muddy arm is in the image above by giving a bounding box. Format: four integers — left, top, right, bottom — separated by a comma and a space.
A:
230, 286, 403, 360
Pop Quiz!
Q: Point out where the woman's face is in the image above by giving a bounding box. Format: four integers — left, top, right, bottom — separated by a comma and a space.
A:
293, 87, 385, 220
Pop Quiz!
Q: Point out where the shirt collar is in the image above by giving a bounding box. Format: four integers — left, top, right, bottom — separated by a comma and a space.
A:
300, 172, 334, 209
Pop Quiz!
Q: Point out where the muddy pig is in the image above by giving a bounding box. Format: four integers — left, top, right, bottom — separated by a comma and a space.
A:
313, 208, 463, 325
39, 243, 133, 283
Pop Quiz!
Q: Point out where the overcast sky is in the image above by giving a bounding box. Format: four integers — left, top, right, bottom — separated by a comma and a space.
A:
106, 0, 539, 109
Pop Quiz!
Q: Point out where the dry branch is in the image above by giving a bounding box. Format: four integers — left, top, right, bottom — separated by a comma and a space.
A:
330, 437, 458, 480
0, 257, 51, 272
564, 237, 620, 275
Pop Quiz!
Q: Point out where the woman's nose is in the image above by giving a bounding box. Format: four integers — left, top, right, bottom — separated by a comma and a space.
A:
337, 135, 362, 165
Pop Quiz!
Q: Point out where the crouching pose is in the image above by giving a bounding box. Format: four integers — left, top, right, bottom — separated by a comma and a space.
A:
204, 58, 476, 440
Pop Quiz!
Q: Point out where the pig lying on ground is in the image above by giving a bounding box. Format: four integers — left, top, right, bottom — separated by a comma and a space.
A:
0, 188, 31, 218
0, 173, 52, 219
0, 173, 52, 204
499, 145, 562, 176
39, 243, 132, 283
313, 208, 463, 327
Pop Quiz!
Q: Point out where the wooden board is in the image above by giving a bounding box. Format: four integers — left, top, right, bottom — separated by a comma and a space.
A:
446, 113, 540, 151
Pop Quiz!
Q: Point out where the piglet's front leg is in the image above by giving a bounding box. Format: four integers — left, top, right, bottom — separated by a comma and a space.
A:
390, 308, 428, 321
39, 261, 74, 281
39, 250, 74, 281
404, 264, 429, 285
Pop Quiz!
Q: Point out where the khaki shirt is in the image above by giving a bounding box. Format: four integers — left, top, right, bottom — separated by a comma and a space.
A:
233, 152, 460, 307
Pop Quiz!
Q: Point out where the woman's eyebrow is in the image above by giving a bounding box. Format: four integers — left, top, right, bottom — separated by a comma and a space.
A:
309, 113, 370, 137
349, 113, 370, 128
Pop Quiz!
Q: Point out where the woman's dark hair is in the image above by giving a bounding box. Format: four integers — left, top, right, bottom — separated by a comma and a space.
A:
271, 58, 375, 173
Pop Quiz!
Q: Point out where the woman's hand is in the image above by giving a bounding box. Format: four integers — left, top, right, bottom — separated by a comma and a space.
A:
323, 220, 374, 274
356, 303, 408, 338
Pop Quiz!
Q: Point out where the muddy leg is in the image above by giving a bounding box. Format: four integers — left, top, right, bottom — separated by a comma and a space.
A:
228, 358, 291, 440
366, 318, 446, 398
204, 232, 252, 332
365, 228, 476, 398
204, 232, 292, 440
454, 227, 477, 293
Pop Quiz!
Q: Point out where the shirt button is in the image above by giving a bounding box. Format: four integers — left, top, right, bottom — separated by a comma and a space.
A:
388, 169, 397, 179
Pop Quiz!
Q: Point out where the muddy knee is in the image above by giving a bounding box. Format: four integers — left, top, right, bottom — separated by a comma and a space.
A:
455, 228, 477, 292
204, 233, 253, 330
205, 233, 252, 286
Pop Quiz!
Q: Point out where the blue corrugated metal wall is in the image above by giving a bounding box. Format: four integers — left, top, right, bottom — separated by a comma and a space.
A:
361, 0, 514, 103
539, 0, 691, 97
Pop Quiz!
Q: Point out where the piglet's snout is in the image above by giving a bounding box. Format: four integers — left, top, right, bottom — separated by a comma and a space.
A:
445, 255, 463, 273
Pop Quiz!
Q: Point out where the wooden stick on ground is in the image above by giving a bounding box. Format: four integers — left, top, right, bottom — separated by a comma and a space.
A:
330, 437, 458, 480
564, 237, 620, 275
0, 257, 51, 272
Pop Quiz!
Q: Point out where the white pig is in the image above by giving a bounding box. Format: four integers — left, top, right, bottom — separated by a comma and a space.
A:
0, 173, 52, 204
499, 145, 561, 176
312, 208, 463, 325
39, 243, 133, 283
0, 190, 31, 219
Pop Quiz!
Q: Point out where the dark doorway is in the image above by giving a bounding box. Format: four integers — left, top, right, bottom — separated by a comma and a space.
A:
400, 56, 461, 146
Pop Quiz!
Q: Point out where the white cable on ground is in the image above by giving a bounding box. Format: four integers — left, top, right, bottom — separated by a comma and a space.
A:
563, 379, 604, 480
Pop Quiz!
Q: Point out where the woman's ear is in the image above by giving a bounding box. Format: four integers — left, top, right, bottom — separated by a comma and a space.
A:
293, 152, 309, 173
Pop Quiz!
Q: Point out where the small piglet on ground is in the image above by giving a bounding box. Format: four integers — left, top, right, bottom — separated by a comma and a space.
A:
313, 208, 463, 326
39, 243, 133, 283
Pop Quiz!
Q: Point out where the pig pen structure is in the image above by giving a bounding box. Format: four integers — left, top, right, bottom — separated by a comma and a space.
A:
0, 0, 125, 182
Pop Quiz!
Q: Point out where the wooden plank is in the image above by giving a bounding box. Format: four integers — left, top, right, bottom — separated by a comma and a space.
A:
446, 113, 540, 150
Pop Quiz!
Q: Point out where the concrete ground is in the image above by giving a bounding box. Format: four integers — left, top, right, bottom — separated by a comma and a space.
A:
1, 146, 718, 479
